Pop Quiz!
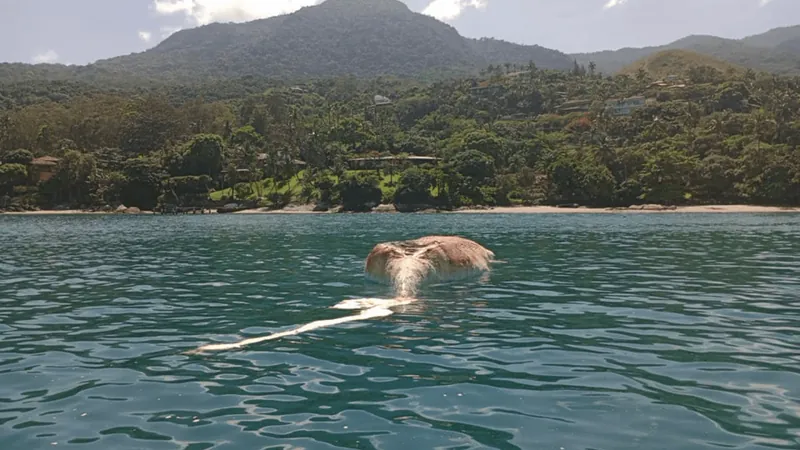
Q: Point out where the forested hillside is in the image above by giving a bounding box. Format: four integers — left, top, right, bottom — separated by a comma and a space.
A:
573, 27, 800, 76
2, 61, 799, 212
619, 50, 743, 79
1, 0, 797, 86
0, 0, 574, 85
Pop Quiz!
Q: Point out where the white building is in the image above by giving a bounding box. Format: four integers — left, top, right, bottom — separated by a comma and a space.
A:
605, 96, 646, 116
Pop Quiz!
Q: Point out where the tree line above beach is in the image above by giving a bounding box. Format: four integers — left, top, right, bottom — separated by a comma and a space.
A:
1, 59, 799, 212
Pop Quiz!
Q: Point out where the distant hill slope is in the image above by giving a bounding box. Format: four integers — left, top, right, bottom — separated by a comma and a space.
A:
619, 49, 744, 78
741, 25, 800, 48
0, 0, 573, 84
465, 37, 574, 73
572, 26, 800, 76
777, 37, 800, 54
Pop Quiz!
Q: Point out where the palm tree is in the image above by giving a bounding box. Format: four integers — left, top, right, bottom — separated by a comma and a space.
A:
752, 109, 776, 152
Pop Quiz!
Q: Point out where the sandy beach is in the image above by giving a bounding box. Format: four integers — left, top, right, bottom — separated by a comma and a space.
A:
3, 204, 799, 215
449, 205, 800, 214
0, 209, 156, 215
225, 204, 800, 214
230, 204, 800, 214
0, 209, 109, 215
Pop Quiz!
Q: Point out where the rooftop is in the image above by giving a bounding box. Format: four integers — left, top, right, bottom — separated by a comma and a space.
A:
348, 156, 440, 162
30, 156, 60, 166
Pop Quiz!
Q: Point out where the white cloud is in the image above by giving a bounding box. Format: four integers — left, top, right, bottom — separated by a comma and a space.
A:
138, 31, 153, 42
759, 0, 772, 5
422, 0, 487, 21
32, 49, 59, 64
603, 0, 628, 9
152, 0, 322, 25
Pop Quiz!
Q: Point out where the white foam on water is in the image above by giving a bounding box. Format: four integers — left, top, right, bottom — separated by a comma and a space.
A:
187, 298, 412, 354
331, 297, 415, 310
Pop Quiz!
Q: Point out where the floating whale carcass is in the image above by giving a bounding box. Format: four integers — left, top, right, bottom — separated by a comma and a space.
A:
364, 235, 496, 298
188, 235, 495, 353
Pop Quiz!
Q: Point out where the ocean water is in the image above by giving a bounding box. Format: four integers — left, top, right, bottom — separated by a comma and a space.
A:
1, 213, 799, 450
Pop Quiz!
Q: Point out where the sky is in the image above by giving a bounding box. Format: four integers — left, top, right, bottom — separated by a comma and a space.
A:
0, 0, 797, 65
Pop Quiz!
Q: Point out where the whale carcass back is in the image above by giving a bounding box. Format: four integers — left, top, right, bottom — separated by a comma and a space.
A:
365, 235, 495, 296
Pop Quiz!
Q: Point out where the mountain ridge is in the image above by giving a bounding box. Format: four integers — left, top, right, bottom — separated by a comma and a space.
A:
572, 26, 800, 75
0, 0, 798, 84
1, 0, 574, 84
619, 49, 744, 79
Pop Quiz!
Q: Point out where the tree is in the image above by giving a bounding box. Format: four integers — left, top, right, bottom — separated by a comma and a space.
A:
120, 95, 184, 155
462, 131, 507, 168
688, 65, 723, 85
636, 149, 698, 205
93, 171, 127, 206
0, 164, 27, 195
547, 154, 615, 206
163, 175, 213, 207
695, 154, 738, 203
39, 151, 98, 206
337, 172, 382, 211
446, 149, 496, 205
121, 157, 165, 209
450, 149, 495, 183
393, 167, 435, 209
1, 149, 33, 165
182, 134, 225, 180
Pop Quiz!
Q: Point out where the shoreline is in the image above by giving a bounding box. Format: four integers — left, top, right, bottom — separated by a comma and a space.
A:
2, 204, 799, 215
449, 205, 800, 214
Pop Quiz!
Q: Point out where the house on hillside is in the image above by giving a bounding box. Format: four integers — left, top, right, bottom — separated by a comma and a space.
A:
256, 153, 308, 169
650, 75, 687, 89
28, 156, 60, 183
373, 95, 392, 106
499, 113, 535, 121
504, 71, 531, 78
470, 80, 503, 96
605, 96, 646, 116
347, 155, 440, 171
557, 99, 592, 114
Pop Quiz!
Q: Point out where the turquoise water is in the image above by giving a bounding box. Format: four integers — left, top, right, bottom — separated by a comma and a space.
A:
1, 213, 800, 450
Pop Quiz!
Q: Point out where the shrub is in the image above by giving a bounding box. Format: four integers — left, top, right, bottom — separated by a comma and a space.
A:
337, 172, 382, 211
393, 167, 435, 207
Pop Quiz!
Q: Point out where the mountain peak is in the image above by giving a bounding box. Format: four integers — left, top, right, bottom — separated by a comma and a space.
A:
87, 0, 572, 81
318, 0, 411, 12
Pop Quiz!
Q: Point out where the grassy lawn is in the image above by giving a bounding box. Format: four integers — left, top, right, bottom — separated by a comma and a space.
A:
209, 169, 402, 202
209, 172, 304, 201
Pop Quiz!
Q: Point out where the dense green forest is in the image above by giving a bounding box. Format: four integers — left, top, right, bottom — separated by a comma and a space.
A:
1, 60, 799, 212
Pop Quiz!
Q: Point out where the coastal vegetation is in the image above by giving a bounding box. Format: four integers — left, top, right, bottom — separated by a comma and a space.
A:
1, 55, 799, 212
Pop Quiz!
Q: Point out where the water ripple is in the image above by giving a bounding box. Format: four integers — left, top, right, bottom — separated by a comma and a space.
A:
1, 213, 799, 449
